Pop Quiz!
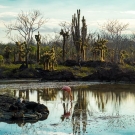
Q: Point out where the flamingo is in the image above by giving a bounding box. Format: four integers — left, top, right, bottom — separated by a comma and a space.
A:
62, 86, 72, 100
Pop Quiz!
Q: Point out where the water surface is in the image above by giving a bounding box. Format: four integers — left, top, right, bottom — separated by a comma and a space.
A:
0, 81, 135, 135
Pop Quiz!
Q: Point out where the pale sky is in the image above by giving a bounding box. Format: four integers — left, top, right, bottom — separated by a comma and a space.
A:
0, 0, 135, 43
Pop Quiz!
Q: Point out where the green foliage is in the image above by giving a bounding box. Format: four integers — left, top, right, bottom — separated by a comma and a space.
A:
1, 64, 21, 69
1, 64, 20, 78
0, 55, 3, 61
56, 65, 71, 71
57, 65, 95, 77
0, 64, 39, 78
0, 55, 3, 66
71, 66, 95, 77
119, 64, 135, 71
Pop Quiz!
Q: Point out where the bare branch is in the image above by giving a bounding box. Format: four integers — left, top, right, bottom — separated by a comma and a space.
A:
4, 10, 46, 44
59, 21, 72, 34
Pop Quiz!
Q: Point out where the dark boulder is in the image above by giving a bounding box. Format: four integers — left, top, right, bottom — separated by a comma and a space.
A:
25, 101, 49, 114
64, 60, 78, 66
0, 94, 49, 122
82, 66, 135, 83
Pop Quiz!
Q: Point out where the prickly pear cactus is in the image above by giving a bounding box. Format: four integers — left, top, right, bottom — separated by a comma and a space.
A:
41, 47, 57, 71
91, 37, 108, 61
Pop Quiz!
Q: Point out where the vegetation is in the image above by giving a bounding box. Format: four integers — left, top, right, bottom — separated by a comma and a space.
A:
4, 10, 46, 68
0, 9, 135, 80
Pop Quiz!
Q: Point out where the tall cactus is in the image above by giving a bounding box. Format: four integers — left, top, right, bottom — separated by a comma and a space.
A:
60, 29, 69, 62
72, 9, 87, 62
35, 31, 41, 63
81, 16, 87, 60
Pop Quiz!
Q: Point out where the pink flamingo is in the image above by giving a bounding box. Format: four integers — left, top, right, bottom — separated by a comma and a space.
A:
62, 86, 72, 100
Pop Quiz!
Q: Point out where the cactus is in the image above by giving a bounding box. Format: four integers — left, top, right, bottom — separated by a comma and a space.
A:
35, 31, 41, 63
119, 50, 128, 64
15, 42, 31, 66
4, 46, 12, 63
15, 42, 25, 62
0, 55, 3, 66
60, 29, 69, 62
41, 47, 56, 71
49, 47, 56, 70
91, 38, 108, 61
71, 9, 87, 62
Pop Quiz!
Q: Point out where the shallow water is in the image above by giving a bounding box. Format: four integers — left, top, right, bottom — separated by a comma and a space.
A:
0, 81, 135, 135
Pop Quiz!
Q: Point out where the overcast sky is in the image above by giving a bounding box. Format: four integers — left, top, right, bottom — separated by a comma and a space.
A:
0, 0, 135, 43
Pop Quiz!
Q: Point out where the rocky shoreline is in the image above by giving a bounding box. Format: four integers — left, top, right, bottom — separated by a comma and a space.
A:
0, 94, 49, 124
0, 61, 135, 83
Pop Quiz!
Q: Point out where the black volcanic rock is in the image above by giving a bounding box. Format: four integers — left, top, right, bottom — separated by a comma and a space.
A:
0, 94, 49, 122
82, 66, 135, 83
41, 70, 75, 81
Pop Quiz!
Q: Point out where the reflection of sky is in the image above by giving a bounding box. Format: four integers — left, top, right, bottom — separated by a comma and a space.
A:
0, 122, 22, 135
1, 83, 135, 135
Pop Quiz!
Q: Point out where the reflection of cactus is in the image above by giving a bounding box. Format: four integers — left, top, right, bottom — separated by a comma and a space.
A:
41, 47, 57, 70
72, 89, 88, 134
40, 88, 57, 101
72, 9, 87, 61
35, 31, 41, 63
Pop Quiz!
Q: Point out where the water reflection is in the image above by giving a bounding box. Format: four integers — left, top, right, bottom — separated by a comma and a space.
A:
61, 101, 72, 121
1, 83, 135, 135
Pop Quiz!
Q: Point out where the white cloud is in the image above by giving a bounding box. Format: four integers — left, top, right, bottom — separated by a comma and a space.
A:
0, 1, 135, 43
120, 11, 135, 14
46, 18, 69, 25
0, 12, 17, 18
0, 5, 9, 9
86, 19, 135, 35
87, 10, 108, 13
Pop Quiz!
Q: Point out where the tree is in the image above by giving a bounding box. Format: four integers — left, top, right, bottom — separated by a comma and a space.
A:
101, 20, 129, 63
102, 20, 128, 41
5, 10, 46, 68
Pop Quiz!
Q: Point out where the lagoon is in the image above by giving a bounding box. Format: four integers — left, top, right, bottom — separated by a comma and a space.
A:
0, 81, 135, 135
